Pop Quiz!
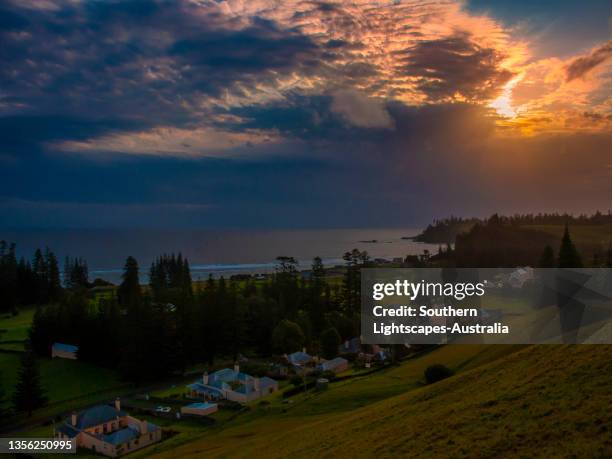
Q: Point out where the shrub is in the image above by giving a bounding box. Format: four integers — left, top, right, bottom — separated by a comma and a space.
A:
289, 375, 304, 387
424, 364, 454, 384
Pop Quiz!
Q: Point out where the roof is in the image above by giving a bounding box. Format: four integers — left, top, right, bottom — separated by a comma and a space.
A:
318, 357, 348, 372
259, 376, 278, 388
52, 343, 79, 353
209, 368, 252, 383
57, 423, 79, 438
102, 426, 140, 446
185, 402, 217, 410
187, 382, 224, 395
73, 404, 125, 430
287, 351, 312, 365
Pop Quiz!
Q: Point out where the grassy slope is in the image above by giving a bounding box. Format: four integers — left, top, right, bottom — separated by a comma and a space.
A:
0, 307, 36, 343
138, 345, 522, 458
0, 307, 124, 416
1, 352, 123, 414
526, 224, 612, 262
149, 345, 611, 459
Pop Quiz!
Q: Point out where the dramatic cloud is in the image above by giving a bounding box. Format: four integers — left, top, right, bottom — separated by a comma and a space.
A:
566, 41, 612, 82
55, 126, 280, 158
401, 33, 514, 102
0, 0, 610, 228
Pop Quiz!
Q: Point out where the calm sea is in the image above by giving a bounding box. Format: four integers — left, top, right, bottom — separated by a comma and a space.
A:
0, 228, 438, 283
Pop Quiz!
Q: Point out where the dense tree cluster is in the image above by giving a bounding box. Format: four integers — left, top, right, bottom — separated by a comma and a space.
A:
0, 242, 63, 311
63, 256, 89, 290
4, 218, 605, 390
417, 211, 612, 244
25, 251, 364, 382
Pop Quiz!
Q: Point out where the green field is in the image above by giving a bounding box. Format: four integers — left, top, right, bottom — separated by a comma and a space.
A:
142, 344, 611, 458
87, 344, 522, 458
0, 307, 126, 422
0, 352, 124, 415
0, 307, 36, 344
526, 224, 612, 261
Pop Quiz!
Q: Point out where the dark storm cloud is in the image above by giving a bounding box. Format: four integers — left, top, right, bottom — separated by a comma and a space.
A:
400, 34, 514, 102
566, 41, 612, 81
0, 0, 323, 150
0, 115, 145, 156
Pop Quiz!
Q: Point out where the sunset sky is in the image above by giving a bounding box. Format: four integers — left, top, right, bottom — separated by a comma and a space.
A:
1, 0, 611, 228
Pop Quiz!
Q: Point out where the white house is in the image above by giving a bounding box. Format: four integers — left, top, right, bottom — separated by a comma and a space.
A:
286, 348, 315, 373
55, 398, 161, 457
187, 364, 278, 404
316, 357, 349, 374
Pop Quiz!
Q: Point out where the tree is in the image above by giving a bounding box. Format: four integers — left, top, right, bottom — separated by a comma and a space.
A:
538, 245, 555, 268
0, 370, 9, 418
342, 249, 369, 313
32, 249, 48, 303
320, 327, 341, 359
64, 256, 89, 290
273, 256, 300, 318
271, 319, 304, 354
557, 225, 583, 268
13, 343, 48, 416
309, 257, 327, 334
0, 241, 18, 312
45, 248, 62, 302
117, 256, 141, 309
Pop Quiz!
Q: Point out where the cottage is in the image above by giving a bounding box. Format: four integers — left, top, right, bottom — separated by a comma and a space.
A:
51, 343, 79, 360
187, 364, 278, 404
55, 398, 161, 457
286, 348, 315, 373
180, 402, 218, 417
317, 357, 349, 374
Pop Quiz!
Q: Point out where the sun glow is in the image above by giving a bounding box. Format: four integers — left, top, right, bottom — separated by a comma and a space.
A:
490, 74, 524, 118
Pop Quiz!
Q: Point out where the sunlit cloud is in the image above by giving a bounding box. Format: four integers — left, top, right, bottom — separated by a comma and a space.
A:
54, 126, 281, 158
0, 0, 610, 160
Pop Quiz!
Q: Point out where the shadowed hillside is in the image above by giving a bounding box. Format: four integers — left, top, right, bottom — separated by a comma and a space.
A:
149, 345, 612, 458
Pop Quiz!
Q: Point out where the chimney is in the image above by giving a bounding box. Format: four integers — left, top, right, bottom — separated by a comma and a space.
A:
234, 363, 239, 373
71, 412, 77, 427
302, 347, 306, 354
344, 340, 349, 350
140, 419, 148, 434
254, 378, 260, 392
203, 371, 209, 385
114, 397, 121, 412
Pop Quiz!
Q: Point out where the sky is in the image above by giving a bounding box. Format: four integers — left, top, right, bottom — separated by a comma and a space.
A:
0, 0, 611, 229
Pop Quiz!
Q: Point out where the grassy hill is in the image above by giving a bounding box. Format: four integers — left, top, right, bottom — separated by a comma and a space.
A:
147, 345, 611, 458
0, 308, 127, 424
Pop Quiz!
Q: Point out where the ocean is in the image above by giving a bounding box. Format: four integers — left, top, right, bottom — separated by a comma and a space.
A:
0, 228, 438, 283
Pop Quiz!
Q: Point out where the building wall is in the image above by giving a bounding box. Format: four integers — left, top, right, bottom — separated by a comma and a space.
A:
83, 418, 123, 437
76, 432, 117, 457
115, 429, 162, 457
56, 416, 161, 458
181, 405, 218, 416
51, 349, 77, 360
333, 361, 349, 373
